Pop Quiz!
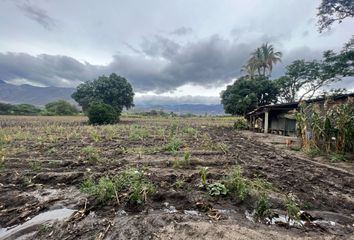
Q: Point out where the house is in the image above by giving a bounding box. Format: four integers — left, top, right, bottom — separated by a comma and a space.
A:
246, 93, 354, 136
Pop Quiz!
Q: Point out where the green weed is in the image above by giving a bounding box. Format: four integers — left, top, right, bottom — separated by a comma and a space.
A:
81, 169, 155, 205
199, 167, 209, 186
225, 166, 250, 201
255, 194, 271, 219
82, 146, 100, 162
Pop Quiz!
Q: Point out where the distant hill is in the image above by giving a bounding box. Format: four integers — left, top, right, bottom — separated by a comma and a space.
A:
0, 80, 75, 106
131, 104, 224, 116
0, 81, 225, 115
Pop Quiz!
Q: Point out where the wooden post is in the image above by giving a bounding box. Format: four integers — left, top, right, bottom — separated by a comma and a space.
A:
264, 110, 269, 134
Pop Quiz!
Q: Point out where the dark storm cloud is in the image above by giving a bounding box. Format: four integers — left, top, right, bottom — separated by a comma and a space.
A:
0, 52, 100, 87
170, 27, 193, 36
0, 35, 342, 92
17, 1, 57, 30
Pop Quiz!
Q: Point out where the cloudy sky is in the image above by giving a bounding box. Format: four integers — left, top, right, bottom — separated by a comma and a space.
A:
0, 0, 353, 104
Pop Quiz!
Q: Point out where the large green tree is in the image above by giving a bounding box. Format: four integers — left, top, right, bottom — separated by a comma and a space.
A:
221, 76, 279, 115
275, 40, 353, 103
317, 0, 354, 32
72, 73, 134, 121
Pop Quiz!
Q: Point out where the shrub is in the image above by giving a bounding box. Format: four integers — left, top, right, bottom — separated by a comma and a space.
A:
225, 166, 250, 201
87, 102, 118, 125
207, 183, 228, 196
44, 100, 78, 116
81, 169, 155, 205
255, 194, 271, 219
233, 117, 248, 130
286, 197, 301, 221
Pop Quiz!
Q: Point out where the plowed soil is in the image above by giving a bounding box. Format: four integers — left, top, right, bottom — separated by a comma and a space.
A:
0, 116, 353, 240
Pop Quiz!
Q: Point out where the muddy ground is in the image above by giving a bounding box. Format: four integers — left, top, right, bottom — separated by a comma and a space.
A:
0, 116, 353, 240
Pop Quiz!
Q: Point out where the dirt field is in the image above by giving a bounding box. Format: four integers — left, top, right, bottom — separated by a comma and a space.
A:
0, 115, 353, 240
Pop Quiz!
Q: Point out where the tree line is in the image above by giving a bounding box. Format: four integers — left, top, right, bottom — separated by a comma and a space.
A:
0, 100, 79, 116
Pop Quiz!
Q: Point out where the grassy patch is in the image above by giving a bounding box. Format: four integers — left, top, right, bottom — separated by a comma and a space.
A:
82, 146, 100, 163
165, 137, 183, 153
81, 169, 155, 205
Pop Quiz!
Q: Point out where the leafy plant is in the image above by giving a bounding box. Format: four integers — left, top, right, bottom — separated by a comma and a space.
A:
173, 151, 191, 168
286, 197, 301, 221
165, 137, 183, 153
199, 167, 209, 186
225, 166, 250, 201
183, 127, 197, 137
329, 153, 347, 162
207, 183, 228, 196
173, 178, 186, 189
233, 117, 248, 130
255, 194, 271, 219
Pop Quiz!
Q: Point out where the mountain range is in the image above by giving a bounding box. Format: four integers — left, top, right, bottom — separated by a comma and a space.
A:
0, 80, 224, 115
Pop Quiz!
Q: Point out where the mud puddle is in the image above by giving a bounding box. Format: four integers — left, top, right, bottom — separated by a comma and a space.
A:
0, 208, 76, 240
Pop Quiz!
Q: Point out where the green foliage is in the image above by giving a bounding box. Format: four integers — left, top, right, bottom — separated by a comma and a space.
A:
0, 103, 42, 116
44, 100, 78, 116
329, 153, 347, 162
221, 76, 279, 115
81, 169, 155, 205
87, 102, 118, 125
225, 166, 250, 201
82, 146, 100, 162
170, 122, 179, 136
207, 183, 228, 196
243, 43, 282, 78
286, 197, 301, 221
276, 59, 340, 102
251, 178, 273, 192
296, 100, 354, 155
29, 160, 42, 171
173, 151, 191, 168
199, 167, 209, 186
129, 125, 149, 140
233, 117, 248, 130
183, 127, 197, 136
317, 0, 354, 32
255, 194, 272, 219
72, 73, 134, 117
165, 137, 183, 153
173, 178, 186, 189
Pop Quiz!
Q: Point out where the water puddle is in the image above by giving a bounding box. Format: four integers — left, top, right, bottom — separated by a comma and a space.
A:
0, 208, 76, 240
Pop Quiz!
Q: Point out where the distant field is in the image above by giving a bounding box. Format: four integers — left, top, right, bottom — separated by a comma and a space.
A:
0, 115, 353, 239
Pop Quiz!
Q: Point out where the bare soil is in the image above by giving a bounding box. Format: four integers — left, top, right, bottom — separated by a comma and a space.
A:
0, 116, 353, 240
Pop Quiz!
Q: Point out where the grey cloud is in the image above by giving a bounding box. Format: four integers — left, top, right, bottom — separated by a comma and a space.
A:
0, 52, 100, 87
17, 1, 57, 30
0, 35, 331, 93
170, 27, 193, 36
140, 36, 181, 58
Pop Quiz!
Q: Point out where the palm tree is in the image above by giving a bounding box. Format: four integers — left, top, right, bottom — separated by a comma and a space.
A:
261, 43, 282, 76
244, 43, 282, 78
